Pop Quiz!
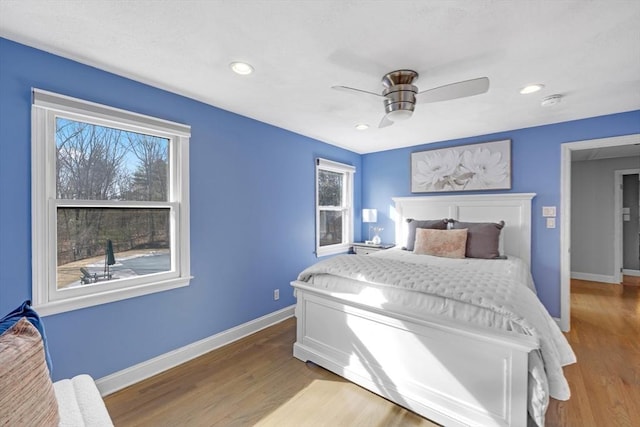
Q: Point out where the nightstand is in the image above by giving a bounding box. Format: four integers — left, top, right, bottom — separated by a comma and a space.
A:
351, 242, 395, 255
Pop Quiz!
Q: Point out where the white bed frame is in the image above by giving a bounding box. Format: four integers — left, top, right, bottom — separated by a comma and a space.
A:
292, 193, 539, 427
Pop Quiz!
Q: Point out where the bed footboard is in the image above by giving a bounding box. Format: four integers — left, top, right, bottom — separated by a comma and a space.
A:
292, 282, 539, 427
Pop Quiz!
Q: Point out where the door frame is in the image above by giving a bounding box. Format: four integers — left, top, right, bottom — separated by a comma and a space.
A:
616, 169, 640, 278
560, 133, 640, 332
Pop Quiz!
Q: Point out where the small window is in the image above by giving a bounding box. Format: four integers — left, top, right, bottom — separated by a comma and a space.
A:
32, 89, 191, 315
315, 158, 355, 256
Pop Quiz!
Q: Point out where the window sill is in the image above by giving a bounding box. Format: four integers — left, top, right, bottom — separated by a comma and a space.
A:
316, 243, 351, 258
34, 276, 193, 317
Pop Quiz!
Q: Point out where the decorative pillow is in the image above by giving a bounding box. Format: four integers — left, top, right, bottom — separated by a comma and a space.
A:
413, 228, 468, 259
451, 220, 505, 259
404, 218, 449, 251
0, 300, 53, 374
0, 318, 60, 427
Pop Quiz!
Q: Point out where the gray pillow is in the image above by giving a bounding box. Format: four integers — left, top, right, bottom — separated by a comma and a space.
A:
404, 218, 448, 251
450, 220, 505, 259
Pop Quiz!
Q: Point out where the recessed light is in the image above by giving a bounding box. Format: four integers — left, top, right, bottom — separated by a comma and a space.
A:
229, 61, 254, 75
355, 123, 369, 130
520, 84, 544, 94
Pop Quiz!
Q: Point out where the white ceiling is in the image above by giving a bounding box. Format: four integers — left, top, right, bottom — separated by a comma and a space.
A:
1, 1, 639, 154
572, 144, 640, 162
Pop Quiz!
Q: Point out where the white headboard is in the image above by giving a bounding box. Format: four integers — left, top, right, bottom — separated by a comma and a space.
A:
392, 193, 535, 265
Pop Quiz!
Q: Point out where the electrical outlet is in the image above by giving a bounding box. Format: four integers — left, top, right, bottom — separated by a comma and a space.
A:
273, 289, 280, 300
546, 218, 556, 229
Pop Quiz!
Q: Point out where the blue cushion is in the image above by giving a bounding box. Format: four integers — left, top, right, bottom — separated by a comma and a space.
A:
0, 300, 53, 375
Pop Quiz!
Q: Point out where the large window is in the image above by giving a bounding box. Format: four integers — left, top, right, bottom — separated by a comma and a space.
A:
315, 158, 355, 256
32, 89, 191, 315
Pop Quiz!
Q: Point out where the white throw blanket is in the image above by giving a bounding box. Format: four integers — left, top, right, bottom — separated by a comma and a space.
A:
53, 374, 113, 427
298, 253, 576, 426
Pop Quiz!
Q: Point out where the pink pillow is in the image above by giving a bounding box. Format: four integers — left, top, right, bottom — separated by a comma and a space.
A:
414, 228, 468, 258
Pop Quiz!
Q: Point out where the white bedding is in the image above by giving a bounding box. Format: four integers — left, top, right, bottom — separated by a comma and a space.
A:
296, 249, 576, 426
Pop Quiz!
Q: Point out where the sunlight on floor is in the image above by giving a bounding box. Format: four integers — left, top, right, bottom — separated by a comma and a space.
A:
254, 379, 439, 427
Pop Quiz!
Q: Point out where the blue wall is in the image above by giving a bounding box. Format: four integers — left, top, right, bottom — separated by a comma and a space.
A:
362, 111, 640, 317
0, 38, 361, 380
2, 36, 639, 381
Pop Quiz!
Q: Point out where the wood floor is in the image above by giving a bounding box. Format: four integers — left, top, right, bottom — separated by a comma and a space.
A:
104, 278, 640, 427
103, 317, 436, 427
545, 277, 640, 427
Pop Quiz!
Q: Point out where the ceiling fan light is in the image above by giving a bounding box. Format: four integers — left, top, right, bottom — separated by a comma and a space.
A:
355, 123, 369, 130
520, 84, 544, 94
230, 61, 254, 75
386, 109, 413, 122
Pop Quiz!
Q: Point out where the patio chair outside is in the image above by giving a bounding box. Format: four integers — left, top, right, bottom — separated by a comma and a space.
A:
79, 240, 116, 284
80, 267, 97, 284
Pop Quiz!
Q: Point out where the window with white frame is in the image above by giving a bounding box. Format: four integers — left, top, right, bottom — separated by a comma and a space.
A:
315, 158, 355, 257
31, 89, 191, 316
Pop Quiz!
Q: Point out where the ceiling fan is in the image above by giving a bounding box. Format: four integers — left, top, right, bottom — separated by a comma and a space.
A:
332, 70, 490, 128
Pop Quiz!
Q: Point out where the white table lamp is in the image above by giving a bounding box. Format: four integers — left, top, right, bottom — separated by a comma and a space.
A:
362, 209, 382, 244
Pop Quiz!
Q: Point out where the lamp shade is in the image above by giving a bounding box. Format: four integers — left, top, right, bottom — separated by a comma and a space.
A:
362, 208, 377, 223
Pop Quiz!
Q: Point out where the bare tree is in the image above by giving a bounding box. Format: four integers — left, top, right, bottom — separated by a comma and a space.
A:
56, 119, 128, 200
56, 119, 129, 261
126, 134, 169, 245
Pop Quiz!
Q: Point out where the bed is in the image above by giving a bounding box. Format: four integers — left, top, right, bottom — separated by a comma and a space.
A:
291, 193, 575, 427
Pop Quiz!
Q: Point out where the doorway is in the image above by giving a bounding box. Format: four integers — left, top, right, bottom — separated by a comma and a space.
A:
617, 170, 640, 277
560, 134, 640, 331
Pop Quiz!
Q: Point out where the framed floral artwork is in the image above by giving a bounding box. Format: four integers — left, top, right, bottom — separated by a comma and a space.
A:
410, 139, 511, 193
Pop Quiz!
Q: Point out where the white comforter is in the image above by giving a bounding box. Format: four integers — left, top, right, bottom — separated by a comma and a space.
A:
297, 249, 576, 426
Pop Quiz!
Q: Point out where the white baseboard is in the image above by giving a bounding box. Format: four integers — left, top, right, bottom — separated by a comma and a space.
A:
96, 305, 295, 396
553, 317, 562, 330
571, 271, 618, 284
623, 269, 640, 277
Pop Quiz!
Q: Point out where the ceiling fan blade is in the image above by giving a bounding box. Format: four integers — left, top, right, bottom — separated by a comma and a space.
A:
332, 85, 383, 99
379, 114, 394, 128
417, 77, 490, 104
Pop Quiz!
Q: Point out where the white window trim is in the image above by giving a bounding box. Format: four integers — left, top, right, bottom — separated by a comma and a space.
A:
315, 158, 355, 257
31, 89, 192, 316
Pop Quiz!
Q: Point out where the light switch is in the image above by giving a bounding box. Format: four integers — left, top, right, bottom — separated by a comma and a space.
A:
624, 214, 631, 222
546, 218, 556, 228
622, 207, 630, 214
542, 206, 556, 217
